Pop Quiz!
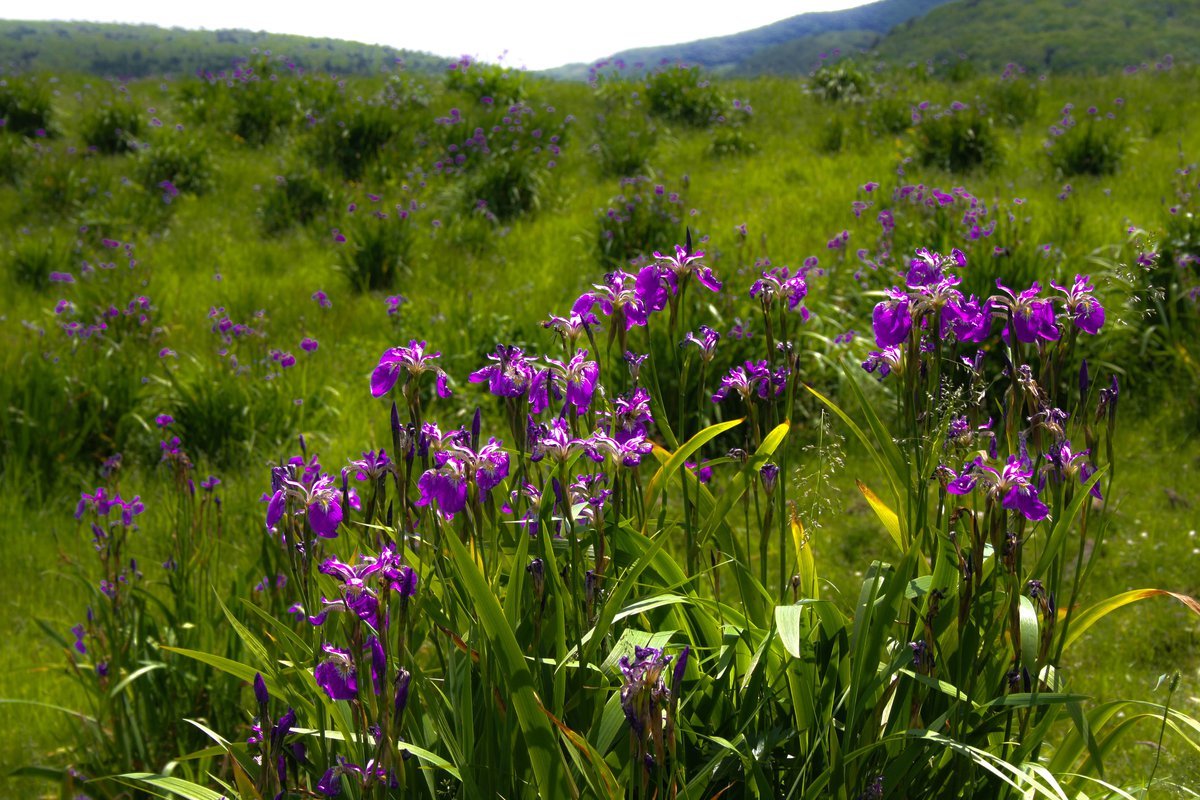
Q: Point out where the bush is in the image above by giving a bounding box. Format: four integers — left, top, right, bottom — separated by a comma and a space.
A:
596, 175, 688, 267
810, 61, 870, 103
80, 103, 143, 154
645, 64, 726, 128
1045, 103, 1125, 176
5, 228, 75, 290
914, 102, 1001, 172
135, 133, 213, 195
258, 168, 335, 234
989, 65, 1040, 127
864, 94, 912, 136
307, 101, 405, 181
444, 55, 526, 105
332, 194, 419, 291
0, 78, 53, 137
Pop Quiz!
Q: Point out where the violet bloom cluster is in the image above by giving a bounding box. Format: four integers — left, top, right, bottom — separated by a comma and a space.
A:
265, 456, 345, 539
76, 487, 145, 528
300, 546, 418, 628
749, 265, 810, 319
370, 340, 451, 399
866, 250, 1107, 377
712, 360, 788, 404
571, 244, 722, 332
945, 453, 1049, 521
468, 344, 550, 412
413, 424, 510, 519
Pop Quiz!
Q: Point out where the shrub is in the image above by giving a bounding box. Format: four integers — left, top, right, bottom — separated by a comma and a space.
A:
80, 103, 143, 154
135, 133, 213, 195
913, 102, 1001, 172
1045, 102, 1125, 177
0, 78, 53, 137
258, 168, 335, 234
5, 228, 75, 290
708, 98, 756, 158
596, 174, 688, 267
444, 55, 526, 105
645, 64, 726, 128
989, 64, 1040, 127
864, 93, 912, 136
810, 61, 870, 103
332, 193, 420, 291
307, 101, 405, 181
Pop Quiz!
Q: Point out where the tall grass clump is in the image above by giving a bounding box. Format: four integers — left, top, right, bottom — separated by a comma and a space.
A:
645, 63, 726, 128
1044, 100, 1126, 177
45, 239, 1198, 800
0, 76, 54, 137
913, 100, 1002, 172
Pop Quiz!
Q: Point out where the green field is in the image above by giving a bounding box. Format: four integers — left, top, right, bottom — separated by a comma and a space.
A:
1, 51, 1199, 798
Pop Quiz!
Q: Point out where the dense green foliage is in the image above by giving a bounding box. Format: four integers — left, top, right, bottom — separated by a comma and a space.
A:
0, 20, 444, 78
1, 46, 1200, 799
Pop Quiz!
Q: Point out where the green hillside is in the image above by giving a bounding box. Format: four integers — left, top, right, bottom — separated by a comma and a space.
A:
0, 20, 446, 78
873, 0, 1199, 71
562, 0, 953, 76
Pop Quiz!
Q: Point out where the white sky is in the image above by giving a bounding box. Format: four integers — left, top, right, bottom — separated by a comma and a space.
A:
3, 1, 874, 70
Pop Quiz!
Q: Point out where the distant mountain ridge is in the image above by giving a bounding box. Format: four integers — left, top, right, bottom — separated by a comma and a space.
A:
546, 0, 957, 78
0, 20, 445, 78
549, 0, 1198, 78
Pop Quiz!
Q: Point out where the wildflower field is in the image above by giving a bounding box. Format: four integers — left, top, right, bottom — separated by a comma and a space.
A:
2, 53, 1200, 798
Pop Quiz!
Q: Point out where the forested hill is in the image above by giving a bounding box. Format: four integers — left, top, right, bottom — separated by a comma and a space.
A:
552, 0, 1198, 77
871, 0, 1199, 72
547, 0, 955, 78
0, 20, 446, 78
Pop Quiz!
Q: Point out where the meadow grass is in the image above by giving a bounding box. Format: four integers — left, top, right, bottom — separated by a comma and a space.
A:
1, 57, 1198, 797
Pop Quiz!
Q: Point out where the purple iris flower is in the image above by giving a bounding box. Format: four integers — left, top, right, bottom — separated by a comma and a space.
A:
370, 341, 452, 399
348, 449, 391, 482
712, 360, 787, 404
586, 430, 653, 467
749, 266, 809, 315
314, 644, 358, 700
1046, 440, 1103, 499
544, 310, 599, 343
529, 417, 588, 463
469, 345, 549, 412
416, 453, 469, 518
682, 325, 721, 362
945, 454, 1049, 521
1050, 274, 1105, 334
473, 438, 511, 495
872, 288, 912, 348
619, 645, 674, 736
573, 271, 648, 331
942, 295, 995, 343
653, 243, 722, 293
545, 350, 600, 413
301, 337, 319, 352
634, 263, 674, 315
266, 474, 343, 537
603, 388, 654, 444
994, 281, 1060, 344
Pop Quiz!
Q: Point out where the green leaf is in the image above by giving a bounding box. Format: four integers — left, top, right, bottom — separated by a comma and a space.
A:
775, 604, 807, 659
857, 480, 903, 551
1062, 589, 1200, 651
108, 662, 166, 698
215, 590, 272, 672
160, 646, 272, 690
641, 417, 742, 529
1019, 595, 1039, 677
443, 528, 574, 798
112, 773, 227, 800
